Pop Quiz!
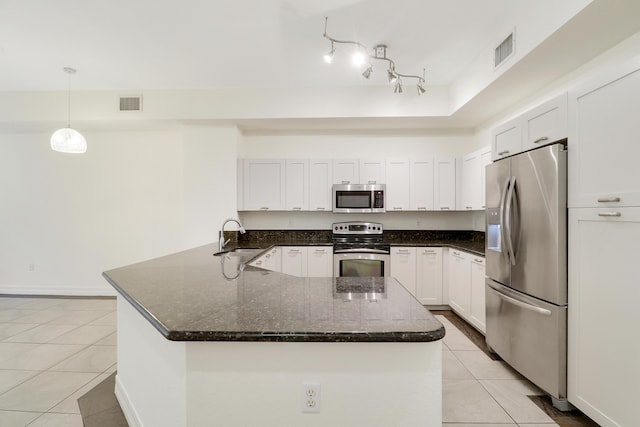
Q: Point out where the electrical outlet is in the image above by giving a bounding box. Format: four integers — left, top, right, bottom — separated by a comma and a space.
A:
301, 382, 321, 413
28, 263, 35, 271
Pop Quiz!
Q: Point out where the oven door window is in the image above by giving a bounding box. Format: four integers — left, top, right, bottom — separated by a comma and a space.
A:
339, 259, 385, 277
336, 191, 371, 209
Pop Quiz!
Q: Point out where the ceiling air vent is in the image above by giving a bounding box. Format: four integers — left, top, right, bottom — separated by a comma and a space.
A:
494, 31, 515, 68
119, 96, 142, 112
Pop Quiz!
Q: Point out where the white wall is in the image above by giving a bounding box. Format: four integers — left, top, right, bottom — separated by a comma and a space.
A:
0, 125, 239, 296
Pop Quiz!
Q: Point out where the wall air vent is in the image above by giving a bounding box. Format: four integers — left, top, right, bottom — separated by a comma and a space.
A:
119, 96, 142, 112
494, 31, 515, 69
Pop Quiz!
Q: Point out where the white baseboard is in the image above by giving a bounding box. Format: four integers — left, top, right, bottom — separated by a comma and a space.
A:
115, 374, 143, 427
0, 285, 117, 297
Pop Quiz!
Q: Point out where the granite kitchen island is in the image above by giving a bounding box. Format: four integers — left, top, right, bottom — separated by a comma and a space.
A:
103, 243, 445, 427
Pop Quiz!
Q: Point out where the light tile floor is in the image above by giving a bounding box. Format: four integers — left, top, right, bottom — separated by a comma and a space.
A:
438, 314, 559, 426
0, 296, 116, 427
0, 296, 562, 427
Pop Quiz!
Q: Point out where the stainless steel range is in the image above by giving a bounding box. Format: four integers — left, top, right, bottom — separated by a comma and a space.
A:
332, 221, 390, 277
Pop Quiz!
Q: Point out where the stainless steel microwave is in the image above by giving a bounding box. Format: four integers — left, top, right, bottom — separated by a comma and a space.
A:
332, 184, 386, 213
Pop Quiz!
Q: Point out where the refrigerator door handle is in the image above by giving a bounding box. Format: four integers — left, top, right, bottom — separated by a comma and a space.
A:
498, 176, 511, 261
504, 176, 517, 265
487, 281, 552, 316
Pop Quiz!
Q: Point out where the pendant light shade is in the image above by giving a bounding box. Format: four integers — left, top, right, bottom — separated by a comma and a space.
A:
51, 67, 86, 154
50, 128, 87, 153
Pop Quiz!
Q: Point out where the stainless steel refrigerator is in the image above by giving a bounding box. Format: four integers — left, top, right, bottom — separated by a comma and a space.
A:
485, 142, 569, 410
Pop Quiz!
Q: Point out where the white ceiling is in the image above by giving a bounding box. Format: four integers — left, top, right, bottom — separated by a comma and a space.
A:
0, 0, 521, 91
2, 0, 640, 130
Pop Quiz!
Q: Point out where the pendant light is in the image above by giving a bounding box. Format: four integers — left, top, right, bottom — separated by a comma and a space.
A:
50, 67, 87, 154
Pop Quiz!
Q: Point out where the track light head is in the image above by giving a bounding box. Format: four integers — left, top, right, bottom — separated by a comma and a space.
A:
388, 69, 398, 84
417, 82, 426, 95
394, 79, 403, 93
324, 44, 335, 64
362, 64, 373, 79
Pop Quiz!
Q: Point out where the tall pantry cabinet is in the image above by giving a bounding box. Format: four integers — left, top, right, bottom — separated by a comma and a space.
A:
567, 60, 640, 427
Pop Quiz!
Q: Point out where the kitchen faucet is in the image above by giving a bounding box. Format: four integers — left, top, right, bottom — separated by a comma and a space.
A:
219, 218, 246, 252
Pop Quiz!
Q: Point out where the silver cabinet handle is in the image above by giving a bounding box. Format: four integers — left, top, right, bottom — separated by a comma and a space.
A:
292, 207, 302, 210
260, 207, 269, 210
417, 207, 427, 210
393, 207, 402, 210
314, 249, 326, 253
597, 197, 621, 203
315, 207, 326, 211
341, 180, 350, 184
465, 206, 472, 209
598, 212, 621, 217
368, 180, 376, 184
397, 249, 411, 254
440, 206, 450, 210
533, 136, 549, 144
474, 258, 484, 263
498, 150, 510, 155
423, 249, 436, 254
288, 249, 300, 254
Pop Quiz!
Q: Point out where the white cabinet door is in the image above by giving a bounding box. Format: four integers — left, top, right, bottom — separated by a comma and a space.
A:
480, 147, 492, 209
307, 246, 333, 277
434, 157, 456, 211
448, 249, 471, 317
469, 256, 486, 333
390, 247, 417, 297
285, 159, 309, 211
416, 247, 443, 305
491, 118, 521, 161
410, 159, 434, 211
309, 159, 333, 212
281, 247, 307, 277
386, 159, 410, 211
243, 159, 285, 211
568, 207, 640, 427
461, 151, 481, 211
249, 247, 281, 272
333, 159, 359, 184
521, 93, 567, 152
359, 159, 385, 184
569, 63, 640, 208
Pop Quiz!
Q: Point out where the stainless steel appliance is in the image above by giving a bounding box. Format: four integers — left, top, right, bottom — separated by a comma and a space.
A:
485, 142, 570, 410
332, 184, 386, 213
332, 221, 390, 277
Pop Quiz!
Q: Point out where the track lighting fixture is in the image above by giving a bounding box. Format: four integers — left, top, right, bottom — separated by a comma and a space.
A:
322, 17, 426, 95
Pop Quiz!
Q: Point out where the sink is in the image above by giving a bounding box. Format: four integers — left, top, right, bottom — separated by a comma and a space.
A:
213, 247, 262, 257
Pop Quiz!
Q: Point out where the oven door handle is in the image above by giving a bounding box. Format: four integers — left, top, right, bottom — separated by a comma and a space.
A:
333, 248, 390, 255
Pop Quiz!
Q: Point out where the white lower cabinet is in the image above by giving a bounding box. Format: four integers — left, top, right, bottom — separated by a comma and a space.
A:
448, 250, 471, 317
249, 247, 282, 272
448, 249, 486, 333
416, 247, 443, 305
469, 256, 486, 333
568, 207, 640, 427
252, 246, 332, 278
281, 246, 308, 277
390, 247, 417, 296
307, 246, 333, 277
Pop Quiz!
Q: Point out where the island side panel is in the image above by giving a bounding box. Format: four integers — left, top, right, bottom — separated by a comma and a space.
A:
116, 297, 187, 427
185, 340, 442, 427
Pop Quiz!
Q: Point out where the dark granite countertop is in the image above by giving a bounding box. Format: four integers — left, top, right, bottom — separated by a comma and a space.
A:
229, 229, 485, 256
103, 243, 445, 343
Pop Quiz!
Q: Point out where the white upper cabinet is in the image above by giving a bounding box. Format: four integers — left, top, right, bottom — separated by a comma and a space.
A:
285, 159, 309, 211
359, 159, 386, 184
243, 159, 285, 211
491, 118, 521, 161
237, 159, 244, 211
308, 159, 333, 212
521, 93, 567, 152
410, 159, 434, 211
332, 159, 359, 184
480, 147, 492, 209
434, 157, 456, 211
461, 146, 491, 211
385, 159, 410, 211
569, 63, 640, 208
